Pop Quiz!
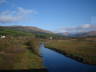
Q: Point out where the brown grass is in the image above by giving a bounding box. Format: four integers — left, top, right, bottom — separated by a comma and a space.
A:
0, 36, 44, 70
45, 38, 96, 65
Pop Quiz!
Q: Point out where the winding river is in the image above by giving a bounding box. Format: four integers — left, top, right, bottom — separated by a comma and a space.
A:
40, 44, 96, 72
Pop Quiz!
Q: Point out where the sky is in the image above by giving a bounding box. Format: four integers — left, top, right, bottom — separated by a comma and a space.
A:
0, 0, 96, 33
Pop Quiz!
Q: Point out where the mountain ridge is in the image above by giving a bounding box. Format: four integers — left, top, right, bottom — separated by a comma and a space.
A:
0, 26, 53, 34
56, 31, 96, 37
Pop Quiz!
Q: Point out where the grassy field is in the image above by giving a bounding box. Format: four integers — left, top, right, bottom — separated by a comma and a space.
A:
0, 36, 44, 70
45, 37, 96, 65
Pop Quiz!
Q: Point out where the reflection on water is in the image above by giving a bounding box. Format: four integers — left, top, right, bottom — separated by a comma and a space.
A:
40, 44, 96, 72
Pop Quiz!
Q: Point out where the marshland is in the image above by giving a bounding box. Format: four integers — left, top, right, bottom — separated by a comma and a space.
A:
0, 0, 96, 72
45, 37, 96, 65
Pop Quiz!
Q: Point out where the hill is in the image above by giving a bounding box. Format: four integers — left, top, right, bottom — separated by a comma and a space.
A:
0, 26, 65, 39
73, 31, 96, 37
0, 26, 52, 34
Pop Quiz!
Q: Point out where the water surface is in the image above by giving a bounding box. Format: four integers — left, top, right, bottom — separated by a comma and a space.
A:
40, 44, 96, 72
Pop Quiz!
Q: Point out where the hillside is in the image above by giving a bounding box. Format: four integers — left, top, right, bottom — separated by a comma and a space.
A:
84, 31, 96, 36
57, 31, 96, 37
0, 26, 52, 34
0, 26, 65, 39
73, 31, 96, 37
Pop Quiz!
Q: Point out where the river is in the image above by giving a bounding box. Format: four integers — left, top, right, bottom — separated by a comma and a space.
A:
40, 44, 96, 72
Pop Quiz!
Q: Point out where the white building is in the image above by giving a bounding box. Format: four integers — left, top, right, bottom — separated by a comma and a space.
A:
0, 35, 6, 38
49, 37, 53, 40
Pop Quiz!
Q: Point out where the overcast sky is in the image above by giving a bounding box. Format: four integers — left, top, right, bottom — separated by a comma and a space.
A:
0, 0, 96, 32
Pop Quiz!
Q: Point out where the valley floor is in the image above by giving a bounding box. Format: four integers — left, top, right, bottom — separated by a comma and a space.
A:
45, 38, 96, 65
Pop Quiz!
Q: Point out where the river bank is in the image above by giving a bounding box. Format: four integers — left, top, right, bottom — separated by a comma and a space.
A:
40, 44, 96, 72
45, 39, 96, 65
0, 36, 47, 71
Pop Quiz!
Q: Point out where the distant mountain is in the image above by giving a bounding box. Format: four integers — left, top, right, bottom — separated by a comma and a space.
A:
81, 31, 96, 37
56, 32, 70, 36
71, 31, 96, 37
0, 26, 53, 34
57, 31, 96, 37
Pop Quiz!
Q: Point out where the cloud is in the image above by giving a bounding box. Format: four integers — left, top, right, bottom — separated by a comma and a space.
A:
0, 7, 36, 23
0, 0, 7, 4
58, 24, 96, 33
80, 24, 94, 29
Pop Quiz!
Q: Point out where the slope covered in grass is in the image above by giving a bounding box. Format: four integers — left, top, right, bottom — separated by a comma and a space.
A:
0, 28, 34, 37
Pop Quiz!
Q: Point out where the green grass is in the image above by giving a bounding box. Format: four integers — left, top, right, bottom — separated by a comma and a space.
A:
45, 38, 96, 65
0, 28, 35, 37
